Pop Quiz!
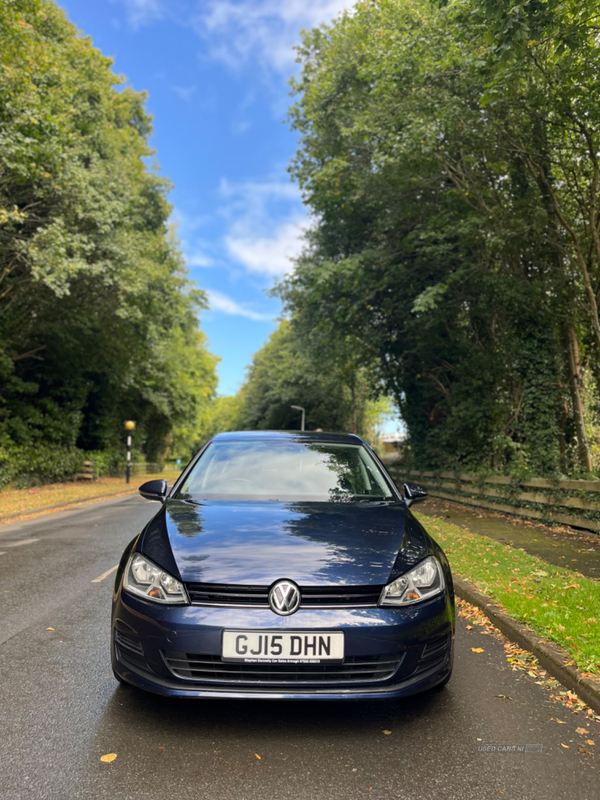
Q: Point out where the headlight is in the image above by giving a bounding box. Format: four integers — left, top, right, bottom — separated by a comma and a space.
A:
379, 556, 445, 606
124, 553, 188, 604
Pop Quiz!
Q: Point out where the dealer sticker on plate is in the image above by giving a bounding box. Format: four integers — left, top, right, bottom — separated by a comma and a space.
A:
222, 630, 344, 664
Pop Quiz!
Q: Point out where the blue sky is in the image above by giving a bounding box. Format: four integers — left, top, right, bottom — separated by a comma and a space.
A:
60, 0, 356, 395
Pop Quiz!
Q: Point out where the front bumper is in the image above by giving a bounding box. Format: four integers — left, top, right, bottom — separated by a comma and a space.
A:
112, 588, 454, 700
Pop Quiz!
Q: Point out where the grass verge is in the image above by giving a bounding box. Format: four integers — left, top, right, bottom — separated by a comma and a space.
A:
0, 472, 180, 519
416, 511, 600, 676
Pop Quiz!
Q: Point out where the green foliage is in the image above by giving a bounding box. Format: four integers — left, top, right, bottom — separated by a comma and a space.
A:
0, 444, 84, 488
278, 0, 600, 476
0, 0, 217, 481
237, 321, 358, 432
212, 320, 390, 442
194, 394, 245, 452
418, 510, 600, 674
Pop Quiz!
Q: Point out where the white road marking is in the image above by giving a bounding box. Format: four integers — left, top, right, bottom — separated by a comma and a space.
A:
3, 538, 39, 547
92, 564, 118, 583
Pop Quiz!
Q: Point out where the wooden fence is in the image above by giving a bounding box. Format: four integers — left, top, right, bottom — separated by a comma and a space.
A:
74, 461, 162, 481
385, 464, 600, 533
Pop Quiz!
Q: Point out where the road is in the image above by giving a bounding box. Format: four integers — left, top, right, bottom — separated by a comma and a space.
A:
0, 495, 598, 800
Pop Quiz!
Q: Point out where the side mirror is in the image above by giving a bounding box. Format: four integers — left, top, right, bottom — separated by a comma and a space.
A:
403, 481, 428, 508
139, 479, 168, 502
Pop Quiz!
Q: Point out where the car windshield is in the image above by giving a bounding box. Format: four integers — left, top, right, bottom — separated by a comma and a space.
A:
175, 440, 395, 503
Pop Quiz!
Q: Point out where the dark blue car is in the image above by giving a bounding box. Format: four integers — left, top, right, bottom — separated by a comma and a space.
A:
111, 431, 455, 699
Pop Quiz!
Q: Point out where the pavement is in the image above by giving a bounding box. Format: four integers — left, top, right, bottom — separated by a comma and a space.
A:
418, 497, 600, 579
0, 495, 598, 800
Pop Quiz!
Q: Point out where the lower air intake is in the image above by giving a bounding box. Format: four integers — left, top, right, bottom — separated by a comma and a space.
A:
163, 652, 403, 685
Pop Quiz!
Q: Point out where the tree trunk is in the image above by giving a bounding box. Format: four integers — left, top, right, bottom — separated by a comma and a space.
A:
351, 383, 359, 434
565, 326, 593, 472
558, 395, 568, 473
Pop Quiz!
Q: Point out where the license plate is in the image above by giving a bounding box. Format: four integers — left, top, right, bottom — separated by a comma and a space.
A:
222, 630, 344, 664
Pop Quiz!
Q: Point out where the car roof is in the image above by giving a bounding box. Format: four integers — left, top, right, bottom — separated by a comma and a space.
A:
211, 430, 365, 445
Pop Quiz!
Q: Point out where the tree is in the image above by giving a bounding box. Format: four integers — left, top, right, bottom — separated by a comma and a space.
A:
279, 0, 600, 475
230, 320, 388, 440
0, 0, 217, 480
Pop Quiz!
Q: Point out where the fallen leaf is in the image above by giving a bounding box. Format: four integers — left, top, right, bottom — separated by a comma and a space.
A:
383, 730, 392, 735
471, 647, 484, 653
556, 719, 566, 724
576, 727, 589, 735
158, 746, 165, 751
100, 753, 117, 763
587, 740, 595, 746
46, 627, 55, 631
560, 743, 570, 749
466, 625, 474, 631
255, 754, 261, 760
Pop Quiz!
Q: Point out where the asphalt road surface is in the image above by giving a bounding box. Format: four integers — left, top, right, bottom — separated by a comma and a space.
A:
0, 495, 598, 800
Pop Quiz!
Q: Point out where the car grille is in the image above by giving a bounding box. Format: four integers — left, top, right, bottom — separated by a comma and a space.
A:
185, 583, 383, 609
163, 651, 404, 685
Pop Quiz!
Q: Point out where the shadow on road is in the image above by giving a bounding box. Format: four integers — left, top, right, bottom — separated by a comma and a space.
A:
106, 679, 445, 734
77, 681, 457, 798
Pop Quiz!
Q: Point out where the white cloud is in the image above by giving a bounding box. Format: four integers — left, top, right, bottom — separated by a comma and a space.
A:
120, 0, 165, 28
217, 176, 309, 276
219, 177, 299, 202
172, 207, 211, 233
193, 0, 356, 72
171, 85, 197, 102
207, 289, 274, 321
226, 219, 307, 276
118, 0, 355, 71
232, 120, 252, 135
186, 252, 213, 267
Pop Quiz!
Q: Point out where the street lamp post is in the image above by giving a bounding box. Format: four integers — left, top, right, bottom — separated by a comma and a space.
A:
124, 420, 136, 484
291, 405, 306, 432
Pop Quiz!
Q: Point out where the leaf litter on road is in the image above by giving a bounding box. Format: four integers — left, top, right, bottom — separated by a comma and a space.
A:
458, 599, 600, 724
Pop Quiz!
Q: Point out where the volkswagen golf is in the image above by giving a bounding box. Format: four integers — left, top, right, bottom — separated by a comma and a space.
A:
111, 430, 455, 699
